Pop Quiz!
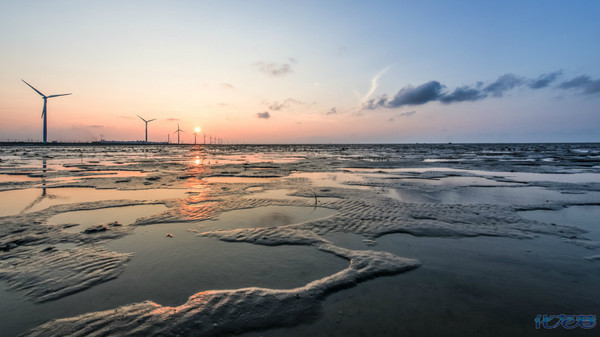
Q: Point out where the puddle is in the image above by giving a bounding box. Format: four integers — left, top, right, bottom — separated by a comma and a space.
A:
101, 226, 348, 306
204, 176, 280, 184
245, 186, 264, 192
0, 228, 347, 337
0, 188, 189, 216
322, 232, 370, 250
519, 205, 600, 241
0, 174, 39, 183
47, 170, 147, 183
46, 204, 168, 233
387, 186, 600, 205
196, 205, 338, 231
287, 172, 371, 190
345, 167, 600, 183
246, 234, 600, 337
399, 176, 519, 186
244, 189, 305, 200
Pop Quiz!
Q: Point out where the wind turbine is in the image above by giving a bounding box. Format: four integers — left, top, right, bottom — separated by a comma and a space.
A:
22, 80, 71, 144
137, 115, 156, 144
173, 123, 184, 144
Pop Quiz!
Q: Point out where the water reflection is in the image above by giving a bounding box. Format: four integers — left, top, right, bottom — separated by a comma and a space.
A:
178, 149, 218, 220
20, 158, 49, 213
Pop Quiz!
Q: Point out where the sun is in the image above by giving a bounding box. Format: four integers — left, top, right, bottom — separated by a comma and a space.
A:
195, 127, 201, 133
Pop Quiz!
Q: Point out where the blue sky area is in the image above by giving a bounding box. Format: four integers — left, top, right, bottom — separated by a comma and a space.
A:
1, 1, 599, 143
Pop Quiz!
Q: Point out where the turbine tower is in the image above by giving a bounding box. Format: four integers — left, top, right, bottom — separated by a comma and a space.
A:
173, 123, 184, 144
137, 115, 156, 144
22, 80, 71, 144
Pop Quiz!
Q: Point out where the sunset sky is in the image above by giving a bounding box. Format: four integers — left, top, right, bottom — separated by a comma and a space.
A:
1, 1, 599, 143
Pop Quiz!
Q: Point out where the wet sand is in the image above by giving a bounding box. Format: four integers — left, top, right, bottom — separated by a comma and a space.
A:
1, 144, 599, 336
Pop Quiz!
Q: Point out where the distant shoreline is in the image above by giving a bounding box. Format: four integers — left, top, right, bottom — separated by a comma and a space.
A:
0, 141, 200, 146
0, 141, 599, 147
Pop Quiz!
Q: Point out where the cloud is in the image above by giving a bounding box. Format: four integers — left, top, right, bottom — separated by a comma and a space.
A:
361, 66, 391, 104
256, 111, 270, 119
388, 81, 444, 106
89, 125, 104, 128
220, 83, 234, 89
559, 75, 600, 95
483, 73, 526, 97
166, 118, 180, 121
363, 70, 568, 110
397, 110, 416, 117
528, 71, 562, 89
266, 98, 304, 111
325, 107, 337, 115
439, 86, 486, 104
255, 61, 294, 77
365, 81, 443, 109
559, 75, 592, 89
585, 81, 600, 95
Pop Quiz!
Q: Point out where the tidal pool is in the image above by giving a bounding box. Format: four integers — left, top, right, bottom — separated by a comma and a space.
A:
0, 206, 347, 337
243, 233, 600, 337
518, 205, 600, 241
0, 187, 189, 216
388, 186, 600, 205
196, 205, 338, 231
203, 176, 280, 184
287, 172, 371, 190
46, 204, 168, 233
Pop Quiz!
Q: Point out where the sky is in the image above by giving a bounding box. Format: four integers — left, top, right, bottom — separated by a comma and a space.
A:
0, 0, 599, 144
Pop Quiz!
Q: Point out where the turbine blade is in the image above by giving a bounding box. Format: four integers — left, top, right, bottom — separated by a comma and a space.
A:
137, 115, 147, 122
47, 93, 72, 98
22, 80, 46, 97
148, 119, 157, 123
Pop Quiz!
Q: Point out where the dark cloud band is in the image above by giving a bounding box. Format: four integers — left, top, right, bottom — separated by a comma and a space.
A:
363, 70, 573, 110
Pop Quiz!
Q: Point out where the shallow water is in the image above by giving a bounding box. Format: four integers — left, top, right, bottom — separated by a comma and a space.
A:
0, 174, 39, 183
196, 205, 338, 231
346, 167, 600, 183
203, 176, 280, 184
287, 172, 371, 190
0, 235, 347, 337
1, 143, 600, 337
519, 205, 600, 241
246, 233, 600, 337
0, 205, 346, 337
0, 187, 188, 216
104, 225, 347, 306
46, 204, 168, 233
243, 188, 306, 200
389, 186, 600, 205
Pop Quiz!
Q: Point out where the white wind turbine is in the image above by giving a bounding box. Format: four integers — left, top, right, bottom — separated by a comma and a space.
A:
22, 80, 71, 144
173, 123, 184, 144
137, 115, 156, 144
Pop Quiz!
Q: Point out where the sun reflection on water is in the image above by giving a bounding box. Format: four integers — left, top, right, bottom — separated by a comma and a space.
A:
177, 149, 219, 220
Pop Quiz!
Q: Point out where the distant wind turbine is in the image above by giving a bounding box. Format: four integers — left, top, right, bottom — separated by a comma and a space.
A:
22, 80, 71, 144
137, 115, 156, 144
173, 123, 184, 144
